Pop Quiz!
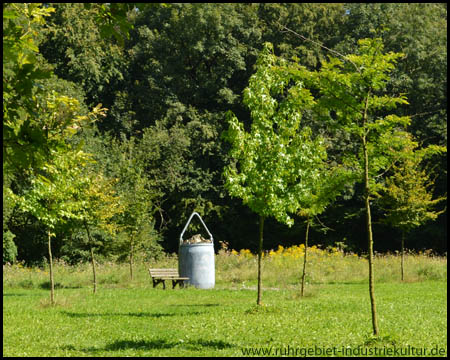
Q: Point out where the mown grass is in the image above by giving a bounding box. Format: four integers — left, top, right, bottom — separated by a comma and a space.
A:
3, 246, 447, 357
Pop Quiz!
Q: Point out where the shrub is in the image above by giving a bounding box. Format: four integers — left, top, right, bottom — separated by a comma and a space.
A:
3, 230, 18, 264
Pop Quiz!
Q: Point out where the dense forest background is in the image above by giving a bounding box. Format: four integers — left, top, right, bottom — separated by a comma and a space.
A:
3, 3, 447, 265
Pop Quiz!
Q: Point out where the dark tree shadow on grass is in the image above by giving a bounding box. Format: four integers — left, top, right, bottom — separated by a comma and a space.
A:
3, 293, 42, 297
39, 281, 83, 290
104, 338, 235, 351
61, 311, 198, 318
168, 303, 221, 307
62, 338, 235, 354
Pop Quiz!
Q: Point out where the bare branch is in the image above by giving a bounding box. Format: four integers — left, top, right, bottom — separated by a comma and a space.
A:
277, 23, 361, 73
314, 214, 335, 232
408, 110, 443, 119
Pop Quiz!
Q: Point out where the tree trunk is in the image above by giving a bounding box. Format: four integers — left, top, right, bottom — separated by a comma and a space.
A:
48, 231, 55, 305
401, 231, 405, 281
300, 217, 310, 297
90, 245, 97, 294
362, 90, 379, 336
129, 235, 134, 281
84, 221, 97, 294
257, 215, 265, 306
363, 131, 379, 336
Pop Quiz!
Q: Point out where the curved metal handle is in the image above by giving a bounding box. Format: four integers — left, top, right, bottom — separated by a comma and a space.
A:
180, 211, 213, 245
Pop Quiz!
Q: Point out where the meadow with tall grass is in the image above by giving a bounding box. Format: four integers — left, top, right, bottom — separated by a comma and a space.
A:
4, 245, 445, 290
3, 245, 447, 356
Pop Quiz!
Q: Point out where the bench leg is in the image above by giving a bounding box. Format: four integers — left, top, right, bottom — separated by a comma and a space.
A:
153, 279, 166, 289
172, 280, 186, 289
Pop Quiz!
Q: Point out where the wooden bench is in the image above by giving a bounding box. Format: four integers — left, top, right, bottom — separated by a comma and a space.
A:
148, 268, 189, 289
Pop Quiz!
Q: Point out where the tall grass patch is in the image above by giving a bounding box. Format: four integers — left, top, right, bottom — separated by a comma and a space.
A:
215, 245, 447, 289
4, 246, 446, 291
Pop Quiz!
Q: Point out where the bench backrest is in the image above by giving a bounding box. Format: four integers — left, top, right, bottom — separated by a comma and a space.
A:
149, 268, 179, 277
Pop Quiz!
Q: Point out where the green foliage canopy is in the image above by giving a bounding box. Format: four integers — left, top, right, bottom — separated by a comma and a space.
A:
3, 3, 54, 174
223, 42, 327, 226
378, 132, 446, 232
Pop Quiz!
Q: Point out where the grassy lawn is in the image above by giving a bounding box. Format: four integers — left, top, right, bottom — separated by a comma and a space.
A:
3, 247, 447, 356
3, 281, 447, 356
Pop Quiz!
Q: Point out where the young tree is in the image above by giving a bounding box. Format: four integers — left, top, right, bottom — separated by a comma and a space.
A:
378, 132, 446, 280
72, 171, 124, 293
13, 146, 92, 305
223, 43, 327, 305
9, 90, 106, 305
310, 38, 412, 335
296, 165, 351, 297
111, 137, 161, 280
120, 175, 156, 281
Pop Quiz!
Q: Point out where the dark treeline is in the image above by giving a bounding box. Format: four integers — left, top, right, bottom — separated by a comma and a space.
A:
3, 3, 447, 265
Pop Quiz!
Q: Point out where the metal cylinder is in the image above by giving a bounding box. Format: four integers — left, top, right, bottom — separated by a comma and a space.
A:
179, 243, 215, 289
178, 212, 215, 289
